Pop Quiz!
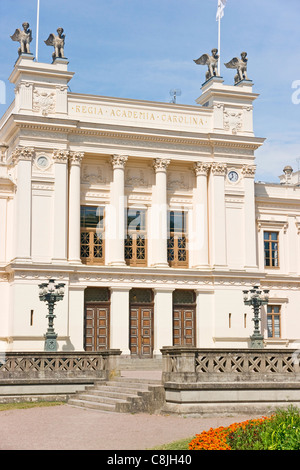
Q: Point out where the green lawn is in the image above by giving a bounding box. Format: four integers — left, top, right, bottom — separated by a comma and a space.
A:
0, 401, 65, 411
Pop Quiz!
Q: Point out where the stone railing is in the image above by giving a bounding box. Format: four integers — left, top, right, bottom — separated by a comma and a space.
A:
0, 350, 121, 381
161, 347, 300, 383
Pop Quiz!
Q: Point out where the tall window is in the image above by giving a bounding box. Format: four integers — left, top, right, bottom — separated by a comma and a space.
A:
80, 206, 105, 265
167, 211, 188, 268
264, 231, 279, 267
125, 209, 147, 266
267, 305, 281, 338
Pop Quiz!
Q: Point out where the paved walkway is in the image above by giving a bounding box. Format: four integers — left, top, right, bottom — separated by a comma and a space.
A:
0, 371, 260, 450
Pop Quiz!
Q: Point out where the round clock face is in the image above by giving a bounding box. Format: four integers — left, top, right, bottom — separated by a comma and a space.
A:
228, 170, 239, 183
36, 155, 49, 169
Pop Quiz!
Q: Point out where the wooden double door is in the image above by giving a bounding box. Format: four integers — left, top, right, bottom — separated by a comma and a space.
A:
84, 304, 110, 351
84, 288, 110, 351
129, 289, 154, 358
173, 290, 196, 347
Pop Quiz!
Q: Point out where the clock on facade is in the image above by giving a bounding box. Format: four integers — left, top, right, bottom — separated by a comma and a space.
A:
36, 155, 50, 170
228, 170, 239, 183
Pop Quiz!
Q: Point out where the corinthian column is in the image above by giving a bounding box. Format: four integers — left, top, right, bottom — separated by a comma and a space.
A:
11, 147, 34, 262
107, 155, 128, 266
52, 150, 69, 263
209, 162, 227, 268
192, 162, 210, 268
242, 165, 257, 269
151, 158, 170, 268
68, 151, 84, 264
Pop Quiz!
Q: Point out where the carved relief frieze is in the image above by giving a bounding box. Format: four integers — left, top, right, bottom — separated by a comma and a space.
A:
167, 171, 190, 191
81, 164, 107, 185
224, 109, 243, 135
125, 168, 148, 188
33, 87, 56, 116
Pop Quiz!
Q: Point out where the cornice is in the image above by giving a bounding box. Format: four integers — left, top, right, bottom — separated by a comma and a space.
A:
4, 115, 264, 151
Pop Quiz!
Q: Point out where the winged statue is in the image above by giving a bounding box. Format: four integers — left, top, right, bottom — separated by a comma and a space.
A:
194, 49, 219, 82
225, 52, 249, 84
10, 22, 32, 57
45, 28, 66, 62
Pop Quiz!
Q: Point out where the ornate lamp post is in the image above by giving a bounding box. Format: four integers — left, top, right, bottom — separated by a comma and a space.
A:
38, 279, 65, 352
243, 285, 269, 349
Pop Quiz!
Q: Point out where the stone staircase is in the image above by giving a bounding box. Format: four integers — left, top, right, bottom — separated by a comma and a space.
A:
67, 376, 165, 413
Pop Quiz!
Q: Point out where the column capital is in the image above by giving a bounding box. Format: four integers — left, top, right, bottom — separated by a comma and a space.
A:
111, 154, 128, 169
69, 151, 84, 166
11, 146, 35, 165
194, 162, 211, 176
52, 149, 70, 163
242, 164, 256, 178
211, 162, 227, 176
153, 158, 170, 173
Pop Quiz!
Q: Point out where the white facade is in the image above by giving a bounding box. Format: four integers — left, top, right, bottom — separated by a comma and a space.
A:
0, 54, 300, 354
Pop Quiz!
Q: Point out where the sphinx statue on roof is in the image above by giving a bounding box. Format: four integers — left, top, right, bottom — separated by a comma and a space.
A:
194, 48, 219, 81
45, 27, 66, 63
10, 22, 33, 57
225, 52, 249, 84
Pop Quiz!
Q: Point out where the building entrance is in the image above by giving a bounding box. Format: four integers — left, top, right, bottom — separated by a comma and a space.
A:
129, 289, 154, 358
173, 290, 196, 347
84, 288, 110, 351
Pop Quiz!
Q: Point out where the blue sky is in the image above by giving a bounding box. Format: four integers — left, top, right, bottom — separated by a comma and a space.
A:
1, 0, 300, 182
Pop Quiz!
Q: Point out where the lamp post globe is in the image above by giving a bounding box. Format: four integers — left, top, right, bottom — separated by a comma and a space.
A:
38, 279, 65, 352
243, 285, 269, 349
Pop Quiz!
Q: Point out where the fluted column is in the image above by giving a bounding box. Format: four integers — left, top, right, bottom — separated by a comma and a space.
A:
152, 158, 170, 268
11, 147, 34, 262
68, 151, 84, 264
209, 162, 227, 268
192, 162, 210, 268
242, 165, 258, 269
52, 150, 69, 263
108, 155, 128, 266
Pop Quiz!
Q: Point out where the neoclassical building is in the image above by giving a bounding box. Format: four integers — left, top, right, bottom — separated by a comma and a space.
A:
1, 50, 300, 356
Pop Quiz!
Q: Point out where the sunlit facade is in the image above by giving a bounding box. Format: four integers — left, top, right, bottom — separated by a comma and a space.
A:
1, 54, 300, 355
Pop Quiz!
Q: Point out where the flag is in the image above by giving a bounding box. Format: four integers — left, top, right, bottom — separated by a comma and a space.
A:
216, 0, 227, 21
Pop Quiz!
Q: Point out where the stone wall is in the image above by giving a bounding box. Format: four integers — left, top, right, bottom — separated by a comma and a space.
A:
161, 347, 300, 416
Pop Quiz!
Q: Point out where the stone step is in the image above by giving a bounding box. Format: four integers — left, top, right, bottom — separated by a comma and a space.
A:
79, 388, 145, 400
119, 357, 162, 370
68, 376, 165, 414
68, 398, 119, 412
72, 392, 136, 406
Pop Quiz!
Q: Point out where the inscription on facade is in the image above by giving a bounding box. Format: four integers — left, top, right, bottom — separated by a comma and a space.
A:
69, 102, 210, 131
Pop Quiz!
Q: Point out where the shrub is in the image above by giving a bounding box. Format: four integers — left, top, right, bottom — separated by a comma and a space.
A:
189, 406, 300, 451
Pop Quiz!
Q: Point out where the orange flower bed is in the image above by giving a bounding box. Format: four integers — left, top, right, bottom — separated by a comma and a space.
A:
189, 417, 270, 450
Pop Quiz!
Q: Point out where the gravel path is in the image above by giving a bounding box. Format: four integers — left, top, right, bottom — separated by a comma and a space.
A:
0, 370, 260, 450
0, 405, 260, 450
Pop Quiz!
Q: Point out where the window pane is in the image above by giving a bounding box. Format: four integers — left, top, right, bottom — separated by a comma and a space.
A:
267, 316, 273, 338
271, 232, 278, 241
264, 232, 269, 240
81, 206, 104, 228
274, 315, 280, 337
168, 211, 186, 234
127, 209, 146, 231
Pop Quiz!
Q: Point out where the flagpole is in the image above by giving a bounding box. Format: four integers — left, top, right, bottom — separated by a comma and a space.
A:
218, 14, 221, 75
36, 0, 40, 61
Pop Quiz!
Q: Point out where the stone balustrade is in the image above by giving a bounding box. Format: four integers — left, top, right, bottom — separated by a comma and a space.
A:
161, 347, 300, 383
0, 350, 121, 381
